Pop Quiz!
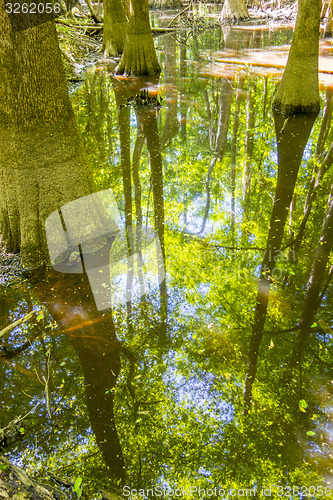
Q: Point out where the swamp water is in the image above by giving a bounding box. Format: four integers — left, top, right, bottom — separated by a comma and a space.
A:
1, 17, 333, 499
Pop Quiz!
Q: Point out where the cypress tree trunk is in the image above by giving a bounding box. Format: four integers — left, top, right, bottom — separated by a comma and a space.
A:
200, 78, 233, 235
273, 0, 321, 115
31, 269, 127, 482
115, 0, 161, 76
221, 0, 249, 21
0, 11, 94, 269
160, 32, 179, 148
289, 185, 333, 367
102, 0, 128, 56
243, 113, 317, 412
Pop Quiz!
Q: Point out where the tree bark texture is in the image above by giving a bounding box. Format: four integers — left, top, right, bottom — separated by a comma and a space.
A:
32, 270, 127, 483
115, 0, 161, 76
221, 0, 249, 21
273, 0, 321, 115
0, 11, 93, 269
102, 0, 128, 56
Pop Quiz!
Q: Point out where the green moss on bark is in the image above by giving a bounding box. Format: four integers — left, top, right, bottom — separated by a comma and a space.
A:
0, 13, 94, 269
115, 0, 161, 76
102, 0, 128, 56
273, 0, 321, 116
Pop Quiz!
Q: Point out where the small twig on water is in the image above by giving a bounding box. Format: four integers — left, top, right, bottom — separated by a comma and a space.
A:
34, 350, 52, 419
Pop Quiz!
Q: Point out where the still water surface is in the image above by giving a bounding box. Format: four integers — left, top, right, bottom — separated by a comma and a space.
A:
1, 15, 333, 499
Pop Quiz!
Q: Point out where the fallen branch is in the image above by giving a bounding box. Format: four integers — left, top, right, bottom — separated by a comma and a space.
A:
56, 18, 103, 29
168, 4, 190, 27
85, 0, 102, 23
0, 400, 42, 434
0, 310, 38, 340
34, 350, 52, 419
56, 19, 174, 34
152, 27, 177, 33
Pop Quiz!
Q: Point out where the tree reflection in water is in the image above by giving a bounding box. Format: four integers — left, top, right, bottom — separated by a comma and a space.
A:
1, 20, 333, 498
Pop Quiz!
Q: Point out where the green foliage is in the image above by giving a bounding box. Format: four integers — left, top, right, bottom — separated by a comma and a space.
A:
73, 477, 83, 498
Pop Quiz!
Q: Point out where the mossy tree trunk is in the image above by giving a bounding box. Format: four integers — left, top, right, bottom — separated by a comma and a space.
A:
221, 0, 249, 21
0, 12, 94, 269
273, 0, 322, 116
115, 0, 161, 76
102, 0, 128, 56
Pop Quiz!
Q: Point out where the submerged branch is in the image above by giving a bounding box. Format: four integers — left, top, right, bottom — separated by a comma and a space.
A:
0, 310, 38, 340
0, 400, 43, 434
168, 4, 190, 27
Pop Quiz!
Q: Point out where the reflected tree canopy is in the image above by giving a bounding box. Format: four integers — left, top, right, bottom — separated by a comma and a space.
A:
1, 10, 333, 500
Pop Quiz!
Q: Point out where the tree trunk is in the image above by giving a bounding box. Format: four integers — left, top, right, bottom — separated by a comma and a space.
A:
179, 33, 188, 142
136, 108, 165, 263
199, 78, 233, 234
292, 137, 333, 254
273, 0, 321, 115
221, 0, 249, 21
0, 456, 56, 499
289, 184, 333, 367
230, 78, 244, 239
160, 32, 179, 148
0, 11, 94, 269
243, 112, 317, 412
316, 89, 333, 158
324, 0, 333, 37
102, 0, 128, 56
115, 93, 133, 228
243, 80, 256, 208
86, 0, 102, 23
136, 106, 168, 329
115, 0, 161, 76
32, 269, 127, 483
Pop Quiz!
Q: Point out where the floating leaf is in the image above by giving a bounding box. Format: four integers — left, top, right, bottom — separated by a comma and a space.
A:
299, 399, 308, 412
306, 431, 315, 437
36, 311, 44, 322
73, 477, 83, 498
